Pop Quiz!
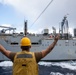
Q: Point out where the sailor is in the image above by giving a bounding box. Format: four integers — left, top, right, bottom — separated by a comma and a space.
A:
0, 34, 60, 75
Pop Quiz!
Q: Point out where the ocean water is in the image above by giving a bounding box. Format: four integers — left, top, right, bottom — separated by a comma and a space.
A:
0, 61, 76, 75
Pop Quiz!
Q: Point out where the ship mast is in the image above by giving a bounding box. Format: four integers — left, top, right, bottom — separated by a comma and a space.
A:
24, 20, 27, 36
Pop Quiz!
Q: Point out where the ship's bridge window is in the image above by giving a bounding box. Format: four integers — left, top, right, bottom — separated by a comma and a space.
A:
11, 42, 18, 45
32, 42, 39, 45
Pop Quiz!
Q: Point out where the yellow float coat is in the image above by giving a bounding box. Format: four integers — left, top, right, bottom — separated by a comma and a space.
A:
13, 51, 38, 75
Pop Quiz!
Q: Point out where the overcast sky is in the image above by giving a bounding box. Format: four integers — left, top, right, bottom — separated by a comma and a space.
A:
0, 0, 76, 35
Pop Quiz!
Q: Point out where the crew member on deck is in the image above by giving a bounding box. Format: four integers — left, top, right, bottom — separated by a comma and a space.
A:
0, 34, 60, 75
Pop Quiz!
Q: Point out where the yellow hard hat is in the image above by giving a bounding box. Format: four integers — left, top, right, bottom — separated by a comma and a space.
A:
20, 37, 31, 46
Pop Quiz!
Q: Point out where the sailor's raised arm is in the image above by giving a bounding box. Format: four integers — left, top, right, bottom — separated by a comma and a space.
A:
0, 44, 11, 58
41, 34, 60, 58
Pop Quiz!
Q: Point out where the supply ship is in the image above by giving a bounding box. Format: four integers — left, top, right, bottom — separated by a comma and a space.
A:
0, 16, 76, 61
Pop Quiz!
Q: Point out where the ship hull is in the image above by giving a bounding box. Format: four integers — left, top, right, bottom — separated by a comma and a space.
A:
0, 35, 76, 61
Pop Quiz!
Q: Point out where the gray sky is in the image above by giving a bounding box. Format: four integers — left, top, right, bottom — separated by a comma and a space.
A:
0, 0, 76, 35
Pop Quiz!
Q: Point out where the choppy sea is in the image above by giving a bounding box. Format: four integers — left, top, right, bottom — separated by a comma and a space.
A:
0, 61, 76, 75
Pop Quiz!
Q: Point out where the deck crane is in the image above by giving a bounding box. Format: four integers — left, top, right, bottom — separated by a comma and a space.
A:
59, 15, 69, 39
61, 16, 67, 34
0, 26, 16, 33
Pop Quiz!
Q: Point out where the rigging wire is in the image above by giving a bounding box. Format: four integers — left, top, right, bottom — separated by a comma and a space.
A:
29, 0, 54, 29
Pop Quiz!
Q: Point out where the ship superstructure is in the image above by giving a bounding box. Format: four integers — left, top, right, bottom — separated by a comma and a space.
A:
0, 16, 76, 61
